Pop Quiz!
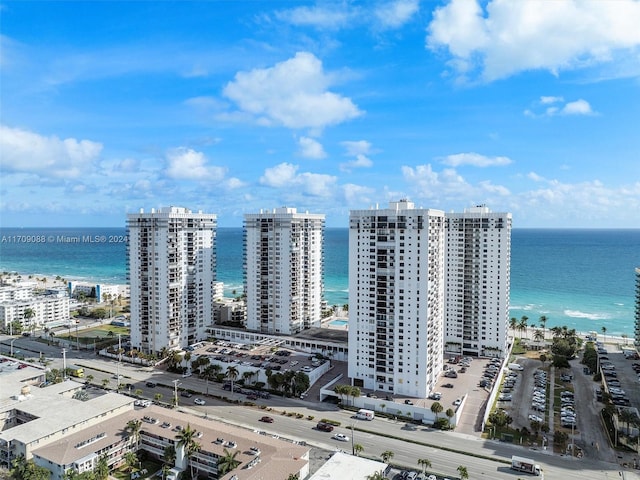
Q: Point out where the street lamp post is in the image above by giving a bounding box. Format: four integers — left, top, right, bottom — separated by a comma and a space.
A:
116, 333, 122, 390
173, 379, 181, 407
9, 339, 17, 356
350, 423, 355, 456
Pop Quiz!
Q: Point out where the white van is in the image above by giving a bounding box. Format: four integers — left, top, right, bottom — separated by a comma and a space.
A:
508, 363, 524, 371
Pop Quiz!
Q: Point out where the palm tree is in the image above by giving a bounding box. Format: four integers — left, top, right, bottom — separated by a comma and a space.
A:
445, 408, 455, 425
529, 325, 541, 341
353, 443, 364, 456
161, 463, 172, 480
175, 424, 201, 479
94, 454, 110, 480
601, 326, 607, 344
350, 386, 361, 406
86, 374, 94, 385
226, 365, 239, 395
124, 451, 138, 472
457, 465, 469, 480
417, 458, 431, 475
539, 315, 548, 338
154, 393, 163, 403
217, 448, 241, 476
509, 317, 517, 336
366, 472, 386, 480
380, 450, 394, 463
550, 326, 562, 338
126, 419, 142, 451
101, 378, 110, 388
163, 444, 176, 467
518, 316, 529, 340
430, 401, 443, 420
23, 308, 35, 330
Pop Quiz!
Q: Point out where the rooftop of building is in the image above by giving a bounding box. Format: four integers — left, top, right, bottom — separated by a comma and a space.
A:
308, 451, 387, 480
292, 327, 348, 345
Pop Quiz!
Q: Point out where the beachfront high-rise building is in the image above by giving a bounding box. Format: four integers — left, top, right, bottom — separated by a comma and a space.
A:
127, 207, 216, 353
348, 200, 445, 398
444, 206, 512, 357
635, 267, 640, 348
244, 207, 325, 335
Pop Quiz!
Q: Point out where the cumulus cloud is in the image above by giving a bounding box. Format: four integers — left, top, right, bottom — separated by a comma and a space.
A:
165, 147, 226, 181
260, 162, 337, 197
339, 140, 374, 171
0, 125, 102, 178
222, 52, 362, 129
374, 0, 420, 29
525, 97, 595, 117
441, 152, 512, 167
298, 136, 327, 159
427, 0, 640, 81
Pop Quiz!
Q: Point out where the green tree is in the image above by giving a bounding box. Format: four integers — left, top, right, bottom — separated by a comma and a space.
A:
457, 465, 469, 480
534, 329, 544, 343
380, 450, 394, 463
349, 386, 361, 406
101, 378, 110, 388
509, 317, 517, 336
217, 448, 241, 476
518, 316, 529, 340
226, 365, 239, 395
430, 401, 443, 420
163, 444, 176, 467
123, 451, 138, 472
601, 326, 607, 343
126, 419, 142, 451
353, 443, 364, 456
94, 455, 109, 480
366, 472, 386, 480
418, 458, 432, 475
154, 393, 163, 403
175, 424, 201, 479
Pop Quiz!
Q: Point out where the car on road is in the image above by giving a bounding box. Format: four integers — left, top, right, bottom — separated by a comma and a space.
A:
453, 398, 462, 406
428, 392, 442, 400
443, 383, 454, 388
316, 422, 334, 432
260, 416, 274, 423
193, 398, 205, 405
180, 391, 192, 398
332, 433, 349, 442
182, 372, 192, 378
145, 382, 156, 388
404, 399, 414, 405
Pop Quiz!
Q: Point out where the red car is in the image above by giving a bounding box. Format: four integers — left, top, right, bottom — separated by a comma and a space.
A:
260, 416, 274, 423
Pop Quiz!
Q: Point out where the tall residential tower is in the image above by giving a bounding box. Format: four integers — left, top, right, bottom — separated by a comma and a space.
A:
444, 206, 512, 357
127, 207, 217, 353
348, 200, 445, 398
244, 207, 325, 335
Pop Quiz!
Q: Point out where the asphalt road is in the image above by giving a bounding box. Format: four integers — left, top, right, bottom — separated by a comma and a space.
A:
2, 335, 638, 479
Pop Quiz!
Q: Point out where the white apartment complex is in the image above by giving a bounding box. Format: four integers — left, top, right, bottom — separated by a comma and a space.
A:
348, 200, 445, 398
127, 207, 217, 354
444, 206, 512, 357
244, 207, 325, 335
635, 267, 640, 348
0, 284, 70, 332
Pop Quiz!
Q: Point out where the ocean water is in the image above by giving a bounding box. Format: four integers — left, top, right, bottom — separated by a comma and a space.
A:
1, 227, 638, 336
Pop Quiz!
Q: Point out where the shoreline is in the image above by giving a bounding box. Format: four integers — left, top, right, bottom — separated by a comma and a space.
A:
2, 270, 636, 343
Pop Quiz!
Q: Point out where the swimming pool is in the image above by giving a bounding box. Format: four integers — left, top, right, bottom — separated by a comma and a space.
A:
329, 319, 348, 327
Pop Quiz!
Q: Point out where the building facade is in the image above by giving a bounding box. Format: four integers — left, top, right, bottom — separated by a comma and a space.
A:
127, 207, 217, 353
244, 207, 325, 335
347, 200, 445, 398
635, 267, 640, 348
0, 284, 70, 332
444, 206, 512, 357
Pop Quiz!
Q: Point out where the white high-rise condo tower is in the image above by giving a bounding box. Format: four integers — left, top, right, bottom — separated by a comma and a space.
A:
634, 267, 640, 348
244, 207, 325, 335
127, 206, 217, 354
348, 200, 445, 398
444, 205, 512, 358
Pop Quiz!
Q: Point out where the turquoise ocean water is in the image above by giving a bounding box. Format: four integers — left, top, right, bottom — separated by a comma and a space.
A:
1, 227, 638, 336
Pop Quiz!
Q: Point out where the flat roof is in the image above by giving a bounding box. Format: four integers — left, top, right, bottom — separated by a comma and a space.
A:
309, 451, 387, 480
292, 327, 348, 344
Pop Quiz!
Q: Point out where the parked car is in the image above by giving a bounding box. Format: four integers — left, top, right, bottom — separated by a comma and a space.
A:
260, 416, 274, 423
194, 398, 205, 405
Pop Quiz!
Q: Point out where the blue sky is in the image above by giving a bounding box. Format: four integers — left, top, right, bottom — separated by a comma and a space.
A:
1, 0, 639, 228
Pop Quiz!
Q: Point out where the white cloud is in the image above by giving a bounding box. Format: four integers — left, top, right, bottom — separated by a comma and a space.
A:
274, 5, 353, 29
340, 140, 372, 156
427, 0, 640, 81
222, 52, 362, 129
441, 152, 512, 167
374, 0, 420, 29
225, 177, 246, 189
527, 172, 545, 182
340, 154, 373, 172
0, 125, 102, 178
298, 136, 327, 159
342, 183, 375, 205
526, 97, 595, 117
165, 147, 226, 181
561, 99, 593, 115
260, 162, 337, 197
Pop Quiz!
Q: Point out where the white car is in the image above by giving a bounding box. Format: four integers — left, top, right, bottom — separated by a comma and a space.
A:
528, 414, 543, 423
194, 398, 205, 405
332, 433, 349, 442
182, 372, 192, 378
